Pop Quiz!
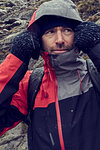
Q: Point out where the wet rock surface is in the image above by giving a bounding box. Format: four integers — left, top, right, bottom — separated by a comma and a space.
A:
0, 0, 100, 150
0, 122, 28, 150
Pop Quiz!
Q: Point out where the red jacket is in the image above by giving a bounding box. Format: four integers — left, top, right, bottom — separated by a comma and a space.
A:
0, 52, 65, 150
1, 51, 100, 150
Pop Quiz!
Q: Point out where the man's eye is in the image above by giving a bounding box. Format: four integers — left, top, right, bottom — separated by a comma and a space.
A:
63, 28, 73, 35
45, 30, 54, 34
64, 28, 73, 32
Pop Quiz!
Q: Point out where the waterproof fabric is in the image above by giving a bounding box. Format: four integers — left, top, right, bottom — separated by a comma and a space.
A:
1, 52, 100, 150
28, 0, 82, 34
35, 0, 82, 22
50, 49, 93, 100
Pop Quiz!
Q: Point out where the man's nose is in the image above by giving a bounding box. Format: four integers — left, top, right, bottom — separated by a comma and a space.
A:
55, 31, 64, 45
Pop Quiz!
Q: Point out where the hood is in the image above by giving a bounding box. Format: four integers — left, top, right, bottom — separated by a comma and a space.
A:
27, 0, 83, 36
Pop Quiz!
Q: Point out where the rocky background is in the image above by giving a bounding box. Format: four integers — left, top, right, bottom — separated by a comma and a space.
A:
0, 0, 100, 149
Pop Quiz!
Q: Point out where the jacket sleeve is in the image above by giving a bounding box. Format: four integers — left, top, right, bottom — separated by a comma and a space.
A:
0, 53, 31, 136
88, 43, 100, 72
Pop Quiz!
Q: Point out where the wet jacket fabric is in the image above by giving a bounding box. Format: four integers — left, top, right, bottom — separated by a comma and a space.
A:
0, 51, 100, 150
28, 0, 82, 34
0, 0, 100, 150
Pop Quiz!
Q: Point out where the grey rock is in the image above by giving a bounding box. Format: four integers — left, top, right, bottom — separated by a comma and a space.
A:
0, 9, 7, 16
0, 2, 4, 6
2, 29, 9, 33
96, 19, 100, 26
5, 1, 16, 7
0, 31, 3, 34
28, 56, 44, 70
0, 122, 28, 150
4, 18, 18, 24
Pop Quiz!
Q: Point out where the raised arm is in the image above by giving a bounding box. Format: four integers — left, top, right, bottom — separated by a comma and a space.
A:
0, 30, 40, 135
74, 21, 100, 72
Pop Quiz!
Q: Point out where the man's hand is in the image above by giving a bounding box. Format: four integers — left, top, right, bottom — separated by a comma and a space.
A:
11, 30, 40, 64
74, 21, 100, 53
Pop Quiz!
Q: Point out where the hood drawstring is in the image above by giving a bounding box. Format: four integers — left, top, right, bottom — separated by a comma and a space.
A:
77, 70, 84, 94
41, 52, 54, 98
54, 72, 66, 150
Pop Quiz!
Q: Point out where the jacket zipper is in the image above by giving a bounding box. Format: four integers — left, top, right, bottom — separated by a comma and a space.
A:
54, 72, 65, 150
42, 52, 65, 149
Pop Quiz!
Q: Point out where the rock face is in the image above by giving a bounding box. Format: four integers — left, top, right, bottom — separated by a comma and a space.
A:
0, 0, 100, 150
0, 0, 35, 60
0, 122, 28, 150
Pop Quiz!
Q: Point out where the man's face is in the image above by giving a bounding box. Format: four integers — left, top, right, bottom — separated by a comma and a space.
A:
42, 26, 74, 55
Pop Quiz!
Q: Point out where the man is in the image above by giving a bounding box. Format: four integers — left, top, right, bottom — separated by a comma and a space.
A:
0, 0, 100, 150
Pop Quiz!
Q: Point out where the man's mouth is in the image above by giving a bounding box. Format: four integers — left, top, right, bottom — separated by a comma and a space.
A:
51, 49, 69, 54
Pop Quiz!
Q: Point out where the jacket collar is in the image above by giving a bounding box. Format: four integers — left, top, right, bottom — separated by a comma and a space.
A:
41, 49, 87, 77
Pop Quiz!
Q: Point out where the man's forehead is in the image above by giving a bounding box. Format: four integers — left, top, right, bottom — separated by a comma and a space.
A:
45, 26, 73, 31
37, 16, 77, 37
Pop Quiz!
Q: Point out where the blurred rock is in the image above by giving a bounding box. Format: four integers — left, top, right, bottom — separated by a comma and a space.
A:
96, 19, 100, 25
0, 9, 7, 16
5, 1, 16, 7
73, 0, 100, 21
0, 122, 28, 150
87, 12, 100, 22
